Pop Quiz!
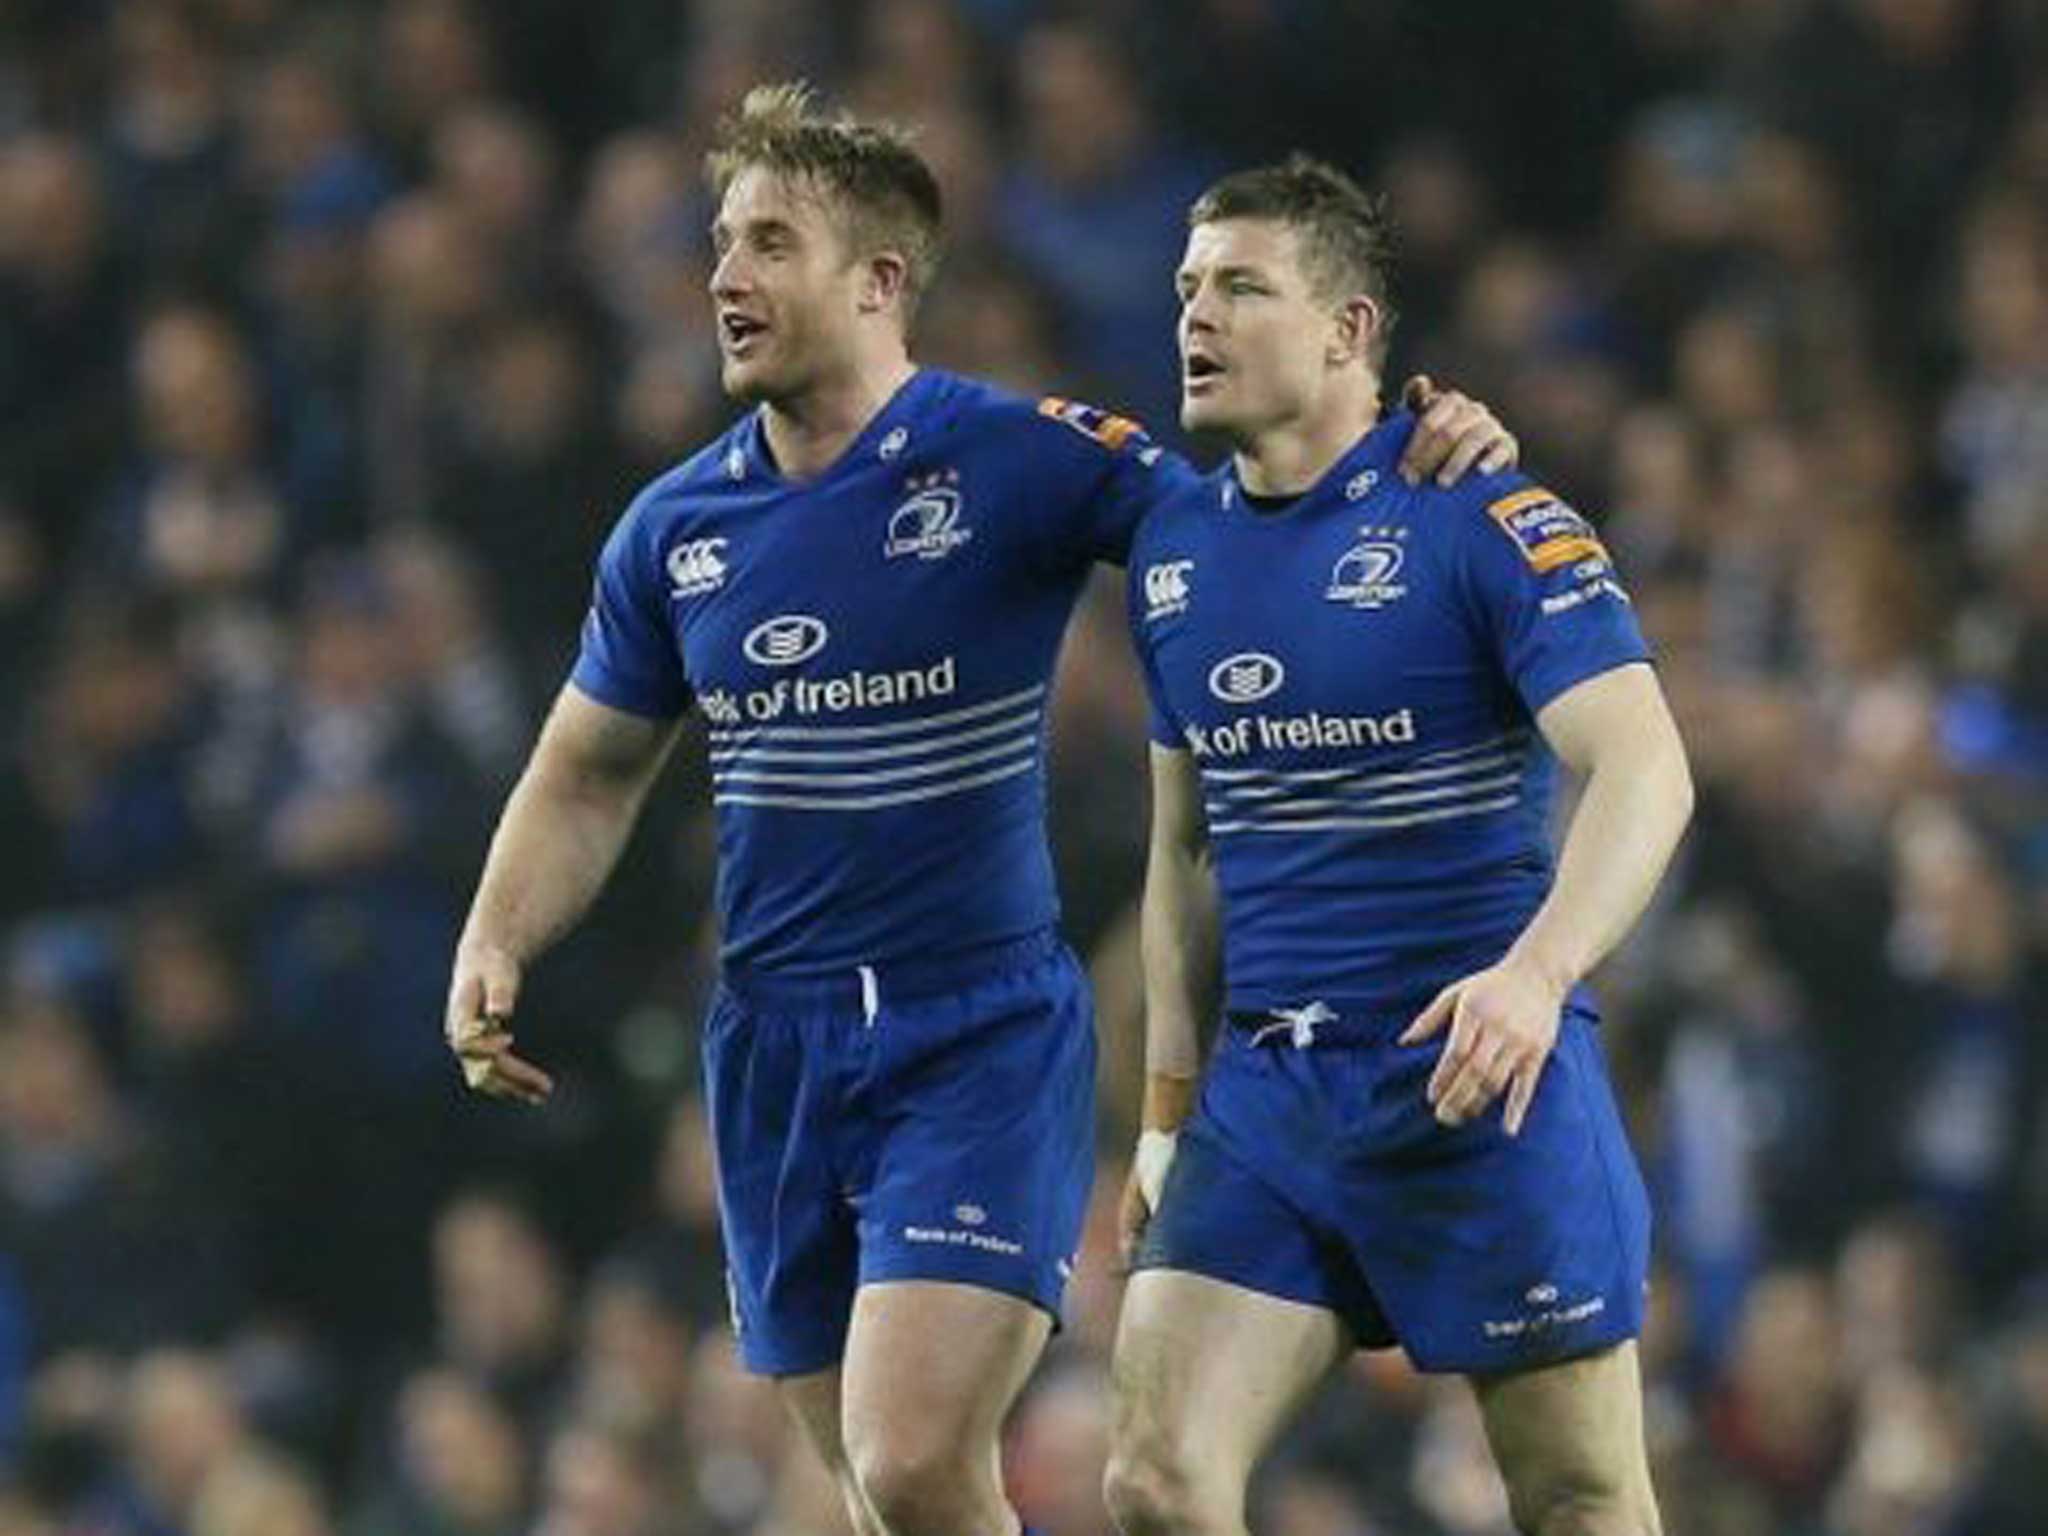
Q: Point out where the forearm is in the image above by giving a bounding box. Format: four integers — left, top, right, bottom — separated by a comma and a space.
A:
1507, 738, 1692, 991
458, 756, 657, 967
1138, 844, 1218, 1129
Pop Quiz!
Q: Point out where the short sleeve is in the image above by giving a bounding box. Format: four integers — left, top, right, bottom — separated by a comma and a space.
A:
1451, 477, 1651, 714
1033, 396, 1182, 567
569, 494, 692, 718
1125, 559, 1188, 749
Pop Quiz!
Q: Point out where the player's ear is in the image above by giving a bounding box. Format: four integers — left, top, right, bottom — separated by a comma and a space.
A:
1329, 293, 1381, 368
857, 250, 911, 316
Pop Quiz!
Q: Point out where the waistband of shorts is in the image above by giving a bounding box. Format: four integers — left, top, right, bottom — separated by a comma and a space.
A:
1226, 986, 1597, 1047
1225, 999, 1413, 1047
719, 928, 1063, 1014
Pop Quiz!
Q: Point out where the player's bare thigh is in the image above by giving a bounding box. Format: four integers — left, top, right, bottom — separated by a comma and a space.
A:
1469, 1340, 1662, 1536
839, 1280, 1051, 1536
1106, 1269, 1349, 1533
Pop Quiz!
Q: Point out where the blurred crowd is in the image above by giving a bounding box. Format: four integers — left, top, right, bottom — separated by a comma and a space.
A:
0, 1, 2045, 1533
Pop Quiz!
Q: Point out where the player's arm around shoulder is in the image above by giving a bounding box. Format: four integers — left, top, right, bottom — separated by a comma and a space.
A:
1122, 743, 1219, 1264
446, 680, 686, 1105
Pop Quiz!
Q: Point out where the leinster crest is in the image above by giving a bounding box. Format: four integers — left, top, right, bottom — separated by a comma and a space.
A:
1326, 528, 1408, 610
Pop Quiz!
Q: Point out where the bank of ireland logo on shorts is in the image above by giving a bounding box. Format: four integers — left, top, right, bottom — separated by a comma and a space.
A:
1208, 651, 1285, 704
885, 470, 972, 561
1326, 526, 1408, 609
667, 537, 728, 597
1143, 559, 1192, 621
742, 613, 829, 667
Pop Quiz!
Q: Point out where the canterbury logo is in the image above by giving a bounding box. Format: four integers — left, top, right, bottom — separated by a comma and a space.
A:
668, 538, 728, 596
1143, 560, 1192, 619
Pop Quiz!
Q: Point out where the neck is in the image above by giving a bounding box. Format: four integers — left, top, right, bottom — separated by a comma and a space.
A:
761, 349, 917, 481
1233, 378, 1382, 498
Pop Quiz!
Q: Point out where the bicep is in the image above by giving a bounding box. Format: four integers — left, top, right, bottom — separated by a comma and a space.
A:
1533, 662, 1684, 778
545, 683, 685, 786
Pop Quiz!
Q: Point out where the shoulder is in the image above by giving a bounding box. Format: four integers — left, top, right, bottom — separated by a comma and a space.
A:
611, 424, 752, 538
1129, 463, 1220, 564
1405, 468, 1588, 554
1456, 473, 1611, 573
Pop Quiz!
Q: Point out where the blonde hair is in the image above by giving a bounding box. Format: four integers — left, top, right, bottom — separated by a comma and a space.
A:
706, 82, 944, 318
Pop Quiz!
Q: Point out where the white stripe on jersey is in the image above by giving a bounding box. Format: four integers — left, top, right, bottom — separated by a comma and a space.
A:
1204, 752, 1519, 800
706, 682, 1046, 743
715, 733, 1038, 789
713, 756, 1038, 812
709, 706, 1040, 766
1206, 794, 1521, 835
1198, 730, 1529, 782
1204, 770, 1523, 821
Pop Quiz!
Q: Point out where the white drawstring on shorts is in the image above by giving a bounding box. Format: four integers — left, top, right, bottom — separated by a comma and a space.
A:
1247, 1000, 1337, 1049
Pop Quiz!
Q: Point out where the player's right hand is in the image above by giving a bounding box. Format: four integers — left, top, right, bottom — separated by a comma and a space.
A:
444, 944, 555, 1106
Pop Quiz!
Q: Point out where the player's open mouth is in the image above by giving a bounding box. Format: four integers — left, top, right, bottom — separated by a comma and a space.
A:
1184, 353, 1226, 391
721, 313, 769, 351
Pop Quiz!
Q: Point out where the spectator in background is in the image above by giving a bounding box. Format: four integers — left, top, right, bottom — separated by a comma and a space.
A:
1967, 1294, 2048, 1533
1881, 799, 2031, 1274
192, 1449, 335, 1536
0, 134, 129, 582
429, 1191, 571, 1438
998, 20, 1214, 429
0, 1486, 55, 1536
530, 1421, 668, 1536
123, 901, 312, 1329
432, 105, 561, 301
419, 313, 619, 688
23, 595, 202, 903
253, 554, 484, 1101
1704, 1268, 1850, 1529
0, 995, 244, 1359
375, 0, 499, 173
104, 0, 246, 286
83, 1349, 250, 1536
243, 46, 393, 534
373, 525, 530, 788
363, 191, 504, 526
350, 1367, 527, 1536
109, 304, 294, 602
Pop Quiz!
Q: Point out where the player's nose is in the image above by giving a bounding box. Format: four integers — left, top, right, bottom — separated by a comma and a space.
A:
709, 247, 751, 298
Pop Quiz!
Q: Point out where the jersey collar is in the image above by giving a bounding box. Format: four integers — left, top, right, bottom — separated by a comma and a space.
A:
1217, 408, 1417, 517
734, 367, 940, 488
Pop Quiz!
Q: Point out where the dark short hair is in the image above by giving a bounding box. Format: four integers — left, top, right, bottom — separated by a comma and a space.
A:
1189, 152, 1399, 364
706, 82, 944, 319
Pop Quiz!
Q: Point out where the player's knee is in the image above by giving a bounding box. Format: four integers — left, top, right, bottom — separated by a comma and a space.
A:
849, 1435, 990, 1536
1508, 1466, 1659, 1536
1103, 1445, 1227, 1536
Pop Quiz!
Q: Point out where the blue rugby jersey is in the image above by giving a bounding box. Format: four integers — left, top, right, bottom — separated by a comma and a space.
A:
1127, 411, 1652, 1011
572, 368, 1181, 976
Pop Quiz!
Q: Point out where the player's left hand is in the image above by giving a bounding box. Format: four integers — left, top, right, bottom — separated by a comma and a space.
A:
1398, 956, 1564, 1135
1397, 375, 1518, 487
